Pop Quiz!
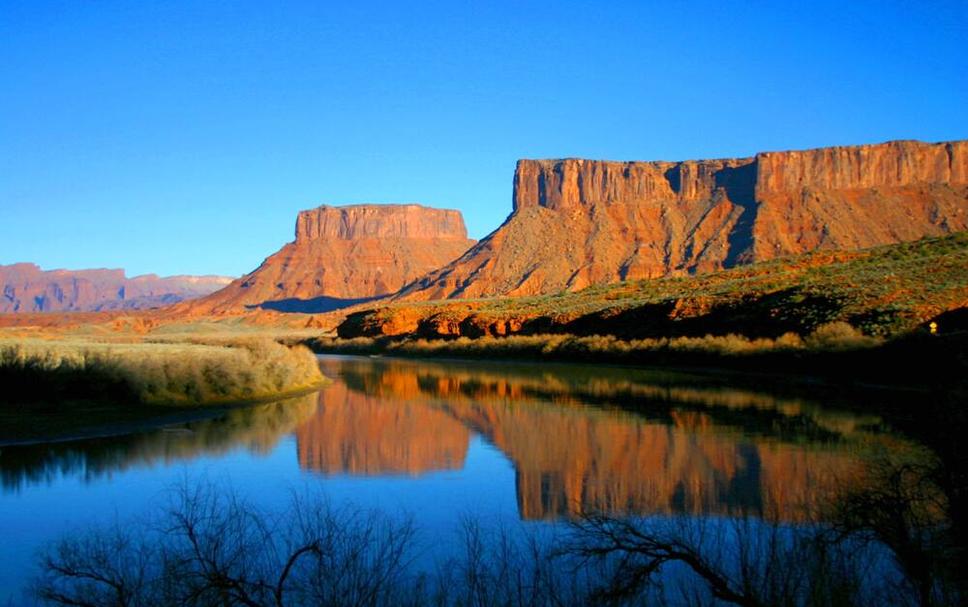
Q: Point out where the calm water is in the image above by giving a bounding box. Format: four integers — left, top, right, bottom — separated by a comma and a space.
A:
0, 355, 913, 602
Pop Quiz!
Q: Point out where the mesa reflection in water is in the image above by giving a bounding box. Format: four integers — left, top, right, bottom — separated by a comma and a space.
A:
1, 356, 906, 522
302, 357, 890, 520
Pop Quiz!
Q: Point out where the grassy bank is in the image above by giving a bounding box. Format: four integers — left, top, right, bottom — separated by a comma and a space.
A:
309, 323, 968, 388
1, 337, 325, 406
0, 337, 326, 441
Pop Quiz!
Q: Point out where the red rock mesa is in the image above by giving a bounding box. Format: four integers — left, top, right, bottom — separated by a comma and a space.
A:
401, 140, 968, 299
191, 204, 475, 313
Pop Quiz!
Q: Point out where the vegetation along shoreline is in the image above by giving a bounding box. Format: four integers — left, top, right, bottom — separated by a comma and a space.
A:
0, 337, 328, 443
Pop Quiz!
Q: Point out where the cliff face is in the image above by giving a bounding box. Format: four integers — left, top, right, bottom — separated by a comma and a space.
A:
295, 204, 469, 241
191, 204, 476, 313
0, 263, 232, 313
400, 140, 968, 300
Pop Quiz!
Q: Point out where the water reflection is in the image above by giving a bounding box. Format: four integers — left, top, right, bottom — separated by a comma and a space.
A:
295, 380, 468, 475
313, 357, 899, 520
1, 356, 912, 522
0, 393, 318, 491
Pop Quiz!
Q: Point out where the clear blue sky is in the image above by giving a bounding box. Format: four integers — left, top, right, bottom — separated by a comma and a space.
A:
2, 1, 966, 277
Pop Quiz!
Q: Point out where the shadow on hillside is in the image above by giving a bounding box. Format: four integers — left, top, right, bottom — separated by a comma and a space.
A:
255, 294, 385, 314
716, 162, 758, 268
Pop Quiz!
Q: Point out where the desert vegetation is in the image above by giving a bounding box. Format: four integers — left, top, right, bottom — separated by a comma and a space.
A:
317, 321, 876, 358
0, 337, 325, 408
309, 320, 967, 386
338, 233, 968, 341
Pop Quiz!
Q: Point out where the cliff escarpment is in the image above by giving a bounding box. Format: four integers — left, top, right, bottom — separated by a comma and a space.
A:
400, 140, 968, 300
189, 204, 476, 313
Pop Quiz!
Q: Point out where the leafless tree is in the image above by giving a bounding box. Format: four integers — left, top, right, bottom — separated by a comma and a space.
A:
822, 453, 956, 607
561, 452, 959, 607
31, 458, 961, 607
32, 482, 420, 607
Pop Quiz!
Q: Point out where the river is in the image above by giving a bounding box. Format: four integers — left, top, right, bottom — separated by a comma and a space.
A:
0, 355, 923, 603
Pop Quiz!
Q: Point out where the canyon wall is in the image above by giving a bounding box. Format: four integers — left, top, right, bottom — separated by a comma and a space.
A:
400, 139, 968, 300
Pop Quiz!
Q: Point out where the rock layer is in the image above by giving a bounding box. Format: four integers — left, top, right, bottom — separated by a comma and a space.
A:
400, 139, 968, 300
0, 263, 232, 313
190, 204, 475, 313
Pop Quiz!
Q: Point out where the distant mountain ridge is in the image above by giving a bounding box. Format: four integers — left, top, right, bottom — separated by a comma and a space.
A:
399, 139, 968, 300
0, 263, 233, 313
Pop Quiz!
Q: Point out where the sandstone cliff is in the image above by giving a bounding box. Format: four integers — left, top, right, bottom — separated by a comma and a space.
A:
0, 263, 232, 313
190, 204, 476, 313
400, 140, 968, 300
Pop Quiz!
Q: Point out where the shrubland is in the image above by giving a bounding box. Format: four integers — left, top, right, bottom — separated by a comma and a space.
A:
337, 233, 968, 341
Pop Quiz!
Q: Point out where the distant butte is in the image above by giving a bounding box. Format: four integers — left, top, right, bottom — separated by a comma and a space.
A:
187, 203, 476, 314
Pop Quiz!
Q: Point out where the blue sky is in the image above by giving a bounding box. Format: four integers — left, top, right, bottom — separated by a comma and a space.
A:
1, 1, 966, 277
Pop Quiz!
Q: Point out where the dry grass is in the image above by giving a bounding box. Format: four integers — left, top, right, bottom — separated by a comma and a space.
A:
314, 322, 881, 360
307, 323, 968, 386
0, 337, 325, 406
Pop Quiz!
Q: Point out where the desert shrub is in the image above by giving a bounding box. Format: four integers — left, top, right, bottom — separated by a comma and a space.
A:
804, 322, 881, 351
312, 329, 873, 364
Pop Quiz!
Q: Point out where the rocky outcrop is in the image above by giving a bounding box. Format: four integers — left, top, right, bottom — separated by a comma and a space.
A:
189, 204, 475, 313
0, 263, 232, 313
400, 140, 968, 300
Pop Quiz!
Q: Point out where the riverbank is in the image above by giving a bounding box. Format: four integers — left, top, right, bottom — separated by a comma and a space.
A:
307, 326, 968, 391
0, 384, 326, 446
0, 337, 327, 442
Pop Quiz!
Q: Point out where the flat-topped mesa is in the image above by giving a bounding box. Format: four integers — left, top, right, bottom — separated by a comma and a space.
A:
185, 203, 476, 313
295, 204, 470, 242
400, 139, 968, 301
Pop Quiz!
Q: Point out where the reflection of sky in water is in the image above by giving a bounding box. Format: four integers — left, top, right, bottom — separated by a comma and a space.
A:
0, 355, 908, 603
0, 432, 520, 602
